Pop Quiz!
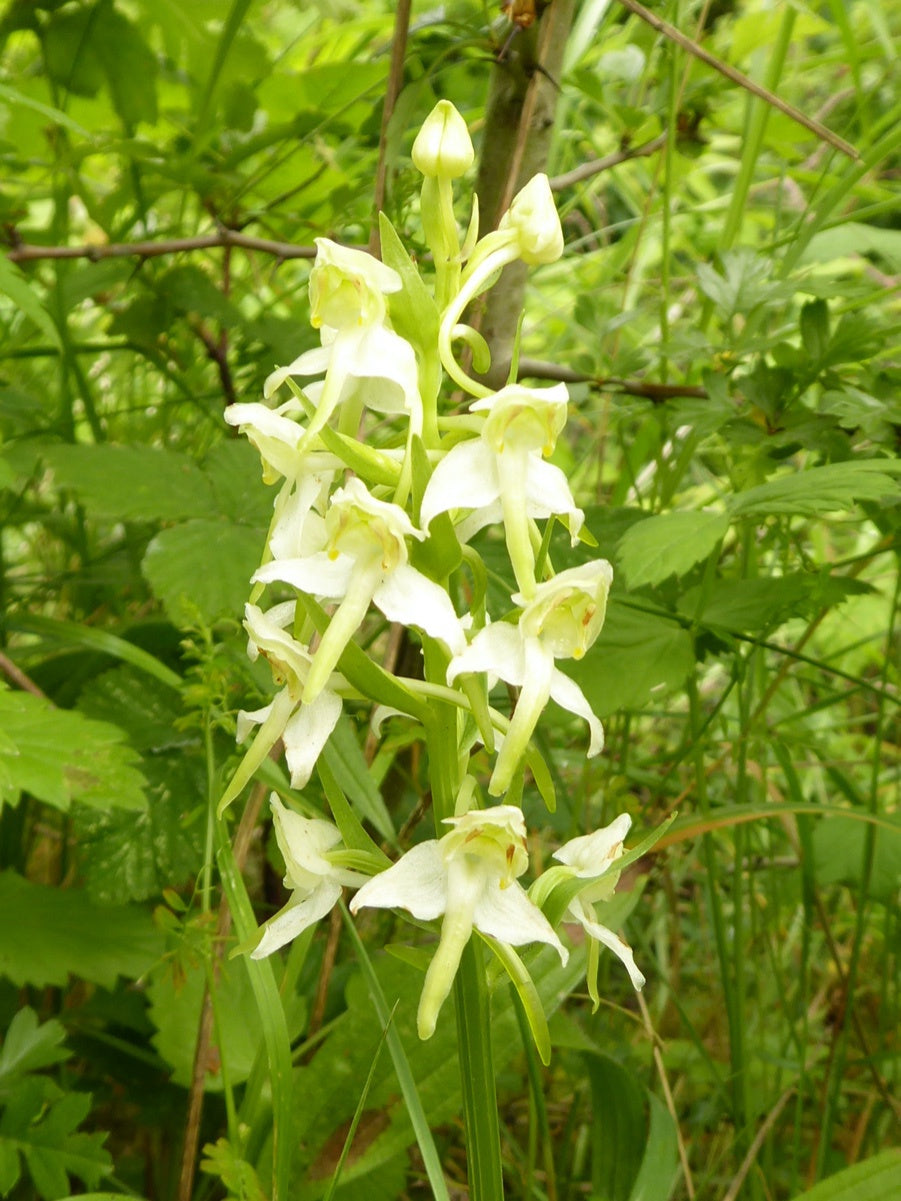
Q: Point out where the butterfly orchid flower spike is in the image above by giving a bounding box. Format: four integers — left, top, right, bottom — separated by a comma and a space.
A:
221, 99, 664, 1198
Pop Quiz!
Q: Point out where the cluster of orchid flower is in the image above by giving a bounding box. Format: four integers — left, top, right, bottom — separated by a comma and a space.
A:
220, 101, 646, 1045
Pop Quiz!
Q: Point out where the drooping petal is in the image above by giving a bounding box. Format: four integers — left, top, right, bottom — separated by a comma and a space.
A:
374, 564, 466, 654
236, 701, 274, 746
264, 345, 332, 399
253, 552, 355, 599
548, 667, 605, 757
472, 878, 568, 963
420, 440, 499, 529
350, 841, 448, 921
524, 458, 585, 541
281, 688, 343, 789
447, 621, 526, 687
568, 895, 645, 991
251, 880, 343, 959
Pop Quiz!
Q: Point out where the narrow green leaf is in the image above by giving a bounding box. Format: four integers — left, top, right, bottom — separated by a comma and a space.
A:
0, 258, 61, 349
341, 905, 452, 1201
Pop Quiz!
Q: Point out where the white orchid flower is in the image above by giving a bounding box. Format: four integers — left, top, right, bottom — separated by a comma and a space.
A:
447, 561, 613, 795
438, 174, 564, 397
263, 239, 422, 445
238, 601, 344, 789
420, 382, 583, 597
351, 805, 567, 1038
224, 398, 340, 487
251, 795, 367, 959
253, 478, 466, 705
553, 813, 646, 992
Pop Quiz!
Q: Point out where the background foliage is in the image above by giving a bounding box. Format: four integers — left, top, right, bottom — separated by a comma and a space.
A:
0, 1, 898, 1199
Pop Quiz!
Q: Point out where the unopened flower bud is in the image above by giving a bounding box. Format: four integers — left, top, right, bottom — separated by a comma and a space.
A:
412, 100, 474, 179
499, 173, 564, 265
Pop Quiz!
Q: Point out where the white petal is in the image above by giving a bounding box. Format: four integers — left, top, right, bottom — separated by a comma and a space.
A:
253, 552, 354, 599
236, 701, 274, 745
473, 878, 568, 963
420, 441, 499, 529
548, 667, 605, 756
524, 458, 584, 537
554, 814, 632, 876
569, 897, 645, 990
264, 345, 332, 398
374, 565, 466, 654
350, 841, 447, 921
447, 621, 525, 686
281, 689, 342, 789
251, 880, 342, 958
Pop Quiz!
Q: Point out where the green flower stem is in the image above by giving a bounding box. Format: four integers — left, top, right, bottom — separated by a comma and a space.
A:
422, 634, 505, 1198
455, 939, 505, 1201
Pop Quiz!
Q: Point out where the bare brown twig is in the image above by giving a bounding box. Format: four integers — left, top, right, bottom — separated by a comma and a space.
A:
369, 0, 413, 256
6, 230, 317, 264
549, 133, 668, 191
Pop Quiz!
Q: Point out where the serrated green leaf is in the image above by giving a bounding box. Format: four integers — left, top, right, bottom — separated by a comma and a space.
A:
142, 519, 263, 625
0, 1083, 111, 1201
729, 460, 901, 518
44, 445, 218, 522
677, 574, 873, 634
74, 753, 206, 904
0, 872, 163, 988
787, 1150, 901, 1201
0, 690, 146, 813
89, 2, 158, 127
201, 1138, 267, 1201
0, 1009, 69, 1099
77, 666, 190, 752
617, 511, 728, 589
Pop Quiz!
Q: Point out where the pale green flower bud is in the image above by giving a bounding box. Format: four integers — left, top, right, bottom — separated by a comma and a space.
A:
499, 173, 564, 265
412, 100, 474, 179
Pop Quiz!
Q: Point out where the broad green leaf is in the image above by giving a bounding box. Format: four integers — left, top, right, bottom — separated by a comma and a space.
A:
813, 817, 901, 903
147, 949, 304, 1091
0, 1081, 111, 1201
729, 460, 901, 518
0, 872, 163, 988
802, 222, 901, 273
289, 944, 586, 1198
617, 511, 728, 589
44, 445, 218, 523
585, 1052, 646, 1201
159, 264, 238, 324
42, 6, 105, 98
74, 753, 207, 904
677, 574, 872, 634
627, 1093, 680, 1201
203, 440, 274, 528
142, 519, 263, 625
0, 81, 91, 138
0, 1009, 69, 1099
787, 1150, 901, 1201
0, 258, 61, 349
90, 1, 158, 126
77, 667, 191, 752
567, 599, 694, 718
0, 690, 146, 813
